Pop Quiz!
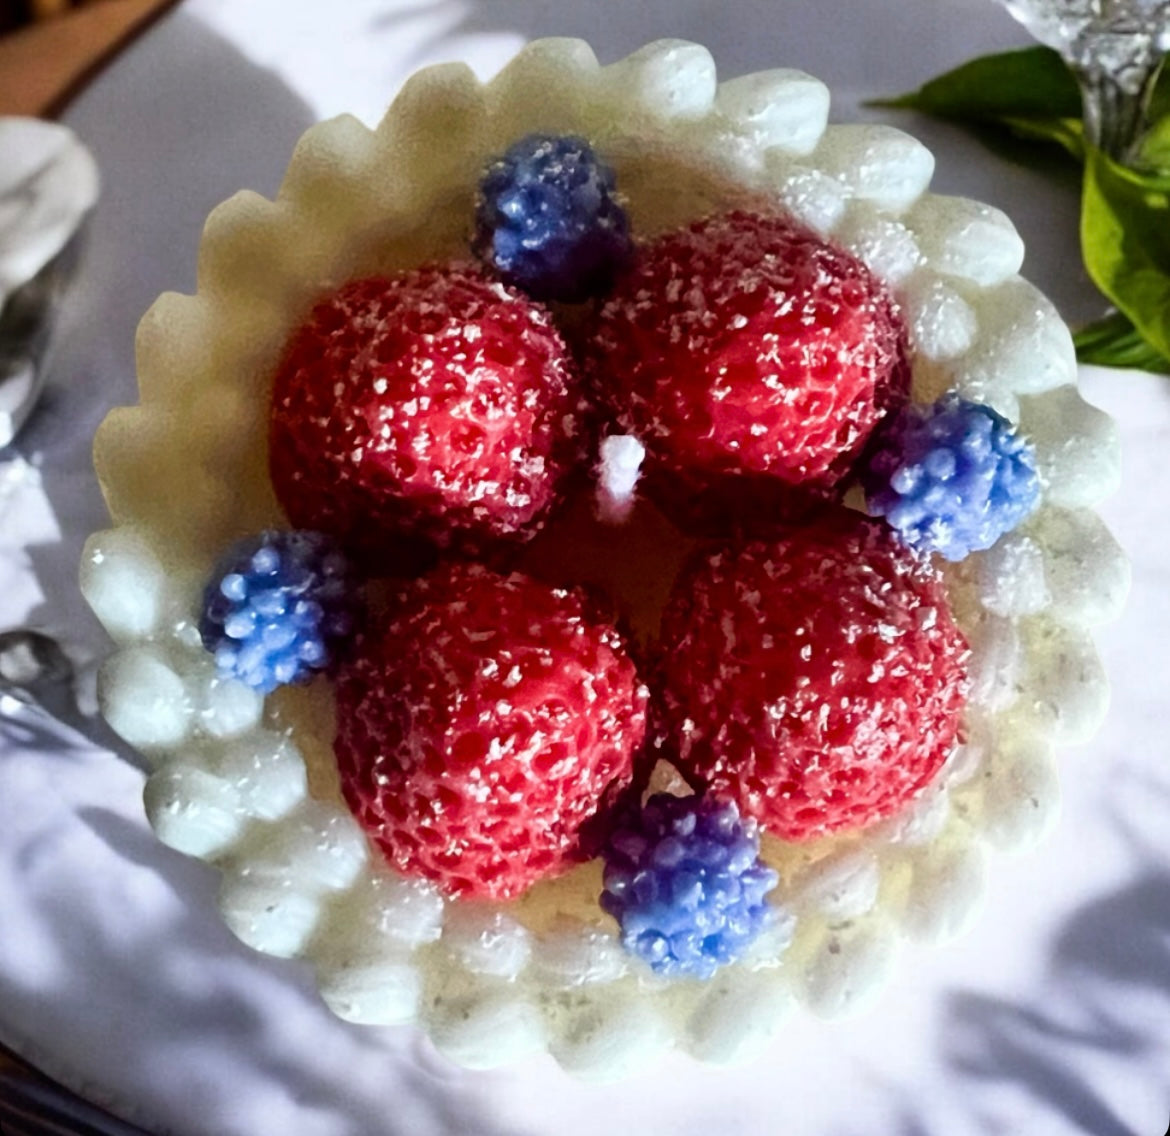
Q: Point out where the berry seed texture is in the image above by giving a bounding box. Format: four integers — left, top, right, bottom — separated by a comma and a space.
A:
334, 562, 648, 900
85, 39, 1127, 1076
586, 210, 910, 531
269, 265, 587, 571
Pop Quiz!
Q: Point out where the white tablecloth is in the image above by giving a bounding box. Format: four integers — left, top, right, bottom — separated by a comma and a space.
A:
1, 2, 1167, 1134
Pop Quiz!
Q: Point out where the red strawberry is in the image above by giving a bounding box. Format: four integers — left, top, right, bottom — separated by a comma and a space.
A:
333, 561, 648, 899
269, 263, 587, 572
584, 210, 909, 533
654, 508, 969, 842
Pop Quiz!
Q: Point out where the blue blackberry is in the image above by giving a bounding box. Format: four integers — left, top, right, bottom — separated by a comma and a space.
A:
600, 793, 780, 979
861, 393, 1041, 561
474, 133, 632, 302
198, 530, 354, 694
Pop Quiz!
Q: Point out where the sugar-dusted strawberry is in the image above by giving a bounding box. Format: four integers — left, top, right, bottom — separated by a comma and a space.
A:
584, 210, 910, 533
654, 507, 969, 842
333, 561, 648, 899
269, 263, 588, 572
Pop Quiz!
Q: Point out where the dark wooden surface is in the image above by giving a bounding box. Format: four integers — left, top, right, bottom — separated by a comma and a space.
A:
0, 0, 177, 117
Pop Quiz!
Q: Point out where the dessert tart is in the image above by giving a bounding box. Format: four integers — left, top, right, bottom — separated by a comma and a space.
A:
80, 38, 1127, 1078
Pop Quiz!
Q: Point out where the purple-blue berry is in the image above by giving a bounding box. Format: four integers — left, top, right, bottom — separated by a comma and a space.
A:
861, 393, 1041, 561
474, 133, 632, 303
199, 530, 354, 694
600, 793, 780, 980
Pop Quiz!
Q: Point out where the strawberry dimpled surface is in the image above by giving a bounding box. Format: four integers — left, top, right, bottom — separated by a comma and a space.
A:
656, 509, 970, 842
586, 210, 910, 527
268, 263, 586, 568
333, 561, 649, 900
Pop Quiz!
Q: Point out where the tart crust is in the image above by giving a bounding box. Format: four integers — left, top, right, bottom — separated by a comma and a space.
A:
82, 38, 1127, 1076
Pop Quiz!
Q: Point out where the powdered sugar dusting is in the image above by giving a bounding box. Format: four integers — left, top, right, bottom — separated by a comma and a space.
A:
269, 264, 587, 567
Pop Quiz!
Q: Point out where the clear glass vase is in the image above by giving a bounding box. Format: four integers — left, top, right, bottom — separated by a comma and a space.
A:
995, 0, 1170, 161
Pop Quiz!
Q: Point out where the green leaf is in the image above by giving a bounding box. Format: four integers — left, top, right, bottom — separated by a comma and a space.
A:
878, 49, 1170, 376
1144, 56, 1170, 127
872, 46, 1082, 122
1137, 81, 1170, 169
1081, 146, 1170, 363
871, 47, 1086, 168
1074, 310, 1170, 372
1000, 114, 1085, 162
1137, 114, 1170, 169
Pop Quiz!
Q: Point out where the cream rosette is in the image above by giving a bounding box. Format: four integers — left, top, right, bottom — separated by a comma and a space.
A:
80, 39, 1127, 1077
